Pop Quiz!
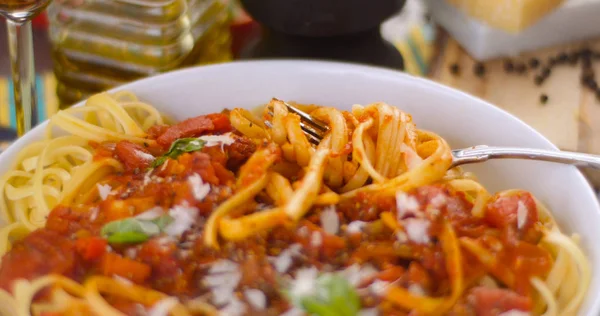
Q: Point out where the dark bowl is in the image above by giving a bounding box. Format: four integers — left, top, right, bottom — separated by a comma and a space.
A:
240, 0, 406, 37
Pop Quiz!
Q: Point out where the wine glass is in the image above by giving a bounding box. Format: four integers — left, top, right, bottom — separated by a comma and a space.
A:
0, 0, 49, 136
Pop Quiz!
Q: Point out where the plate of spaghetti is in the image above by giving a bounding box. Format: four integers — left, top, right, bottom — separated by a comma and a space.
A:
0, 61, 597, 316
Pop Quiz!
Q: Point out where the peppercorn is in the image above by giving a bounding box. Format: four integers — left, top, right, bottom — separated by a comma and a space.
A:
583, 55, 592, 68
528, 58, 540, 69
582, 68, 595, 84
534, 76, 544, 86
569, 52, 579, 65
540, 94, 549, 104
450, 63, 460, 75
581, 48, 592, 58
474, 63, 486, 77
558, 52, 568, 63
515, 63, 527, 74
541, 67, 551, 78
504, 60, 514, 72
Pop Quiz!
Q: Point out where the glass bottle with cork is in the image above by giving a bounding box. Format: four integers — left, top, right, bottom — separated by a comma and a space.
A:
47, 0, 232, 108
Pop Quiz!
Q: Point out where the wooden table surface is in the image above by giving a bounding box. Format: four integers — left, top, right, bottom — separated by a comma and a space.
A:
428, 34, 600, 187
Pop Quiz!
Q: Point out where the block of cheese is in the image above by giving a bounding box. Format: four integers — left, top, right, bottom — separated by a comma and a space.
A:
446, 0, 565, 33
428, 0, 600, 60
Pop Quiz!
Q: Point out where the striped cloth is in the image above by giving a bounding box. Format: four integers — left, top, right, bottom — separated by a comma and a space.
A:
0, 73, 58, 131
394, 23, 437, 76
0, 23, 436, 140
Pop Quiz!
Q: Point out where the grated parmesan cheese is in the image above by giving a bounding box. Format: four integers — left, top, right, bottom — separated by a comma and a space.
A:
369, 280, 389, 296
210, 285, 236, 306
478, 275, 498, 288
426, 207, 441, 219
408, 284, 426, 296
346, 221, 367, 234
205, 260, 242, 307
204, 271, 242, 290
289, 267, 319, 301
320, 206, 339, 235
135, 149, 155, 162
400, 143, 423, 170
143, 169, 153, 187
498, 310, 531, 316
297, 226, 309, 238
148, 297, 179, 316
396, 231, 408, 243
219, 297, 246, 316
134, 304, 147, 315
404, 218, 430, 244
89, 207, 99, 222
164, 203, 199, 236
279, 307, 305, 316
112, 275, 133, 286
135, 206, 164, 220
97, 183, 112, 201
342, 264, 378, 287
199, 133, 236, 150
188, 173, 211, 201
395, 192, 420, 219
244, 289, 267, 310
310, 231, 322, 247
125, 247, 138, 259
210, 286, 235, 306
209, 259, 238, 274
430, 193, 447, 208
517, 200, 528, 230
358, 308, 380, 316
270, 254, 292, 274
178, 250, 192, 259
270, 243, 302, 273
160, 160, 170, 172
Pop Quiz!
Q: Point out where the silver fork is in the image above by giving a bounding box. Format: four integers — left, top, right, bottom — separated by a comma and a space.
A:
265, 99, 600, 170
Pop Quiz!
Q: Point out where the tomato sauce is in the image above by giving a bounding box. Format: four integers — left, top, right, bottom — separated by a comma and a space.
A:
0, 113, 554, 315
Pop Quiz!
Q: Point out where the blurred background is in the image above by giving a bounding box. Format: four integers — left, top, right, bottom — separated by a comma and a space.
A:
1, 0, 600, 187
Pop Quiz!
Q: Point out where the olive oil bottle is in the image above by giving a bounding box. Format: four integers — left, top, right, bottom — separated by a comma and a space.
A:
47, 0, 232, 108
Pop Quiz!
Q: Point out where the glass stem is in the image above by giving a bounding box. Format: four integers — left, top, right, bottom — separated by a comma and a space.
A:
6, 19, 37, 136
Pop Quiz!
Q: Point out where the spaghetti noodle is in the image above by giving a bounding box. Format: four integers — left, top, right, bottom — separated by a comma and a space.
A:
0, 93, 590, 316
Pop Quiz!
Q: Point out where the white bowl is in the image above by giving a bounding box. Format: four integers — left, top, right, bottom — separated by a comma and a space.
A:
1, 60, 598, 315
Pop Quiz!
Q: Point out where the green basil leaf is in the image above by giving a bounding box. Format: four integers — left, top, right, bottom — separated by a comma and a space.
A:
101, 218, 161, 244
322, 275, 360, 316
107, 231, 149, 244
151, 138, 205, 168
150, 156, 168, 168
174, 138, 205, 152
289, 272, 361, 316
301, 297, 339, 316
152, 214, 174, 229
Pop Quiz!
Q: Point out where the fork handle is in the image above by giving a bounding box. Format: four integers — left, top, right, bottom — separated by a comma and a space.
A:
451, 146, 600, 170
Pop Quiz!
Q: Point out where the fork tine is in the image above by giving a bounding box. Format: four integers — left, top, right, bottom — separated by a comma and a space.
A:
263, 119, 321, 145
266, 110, 325, 143
273, 98, 330, 133
264, 99, 331, 145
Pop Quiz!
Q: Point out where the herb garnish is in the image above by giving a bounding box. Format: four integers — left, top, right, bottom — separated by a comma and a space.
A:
151, 138, 206, 168
287, 272, 361, 316
100, 214, 173, 244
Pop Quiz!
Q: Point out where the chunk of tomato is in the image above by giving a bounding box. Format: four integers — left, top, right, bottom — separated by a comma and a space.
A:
115, 141, 154, 171
0, 229, 78, 291
485, 193, 538, 231
469, 287, 532, 316
75, 236, 107, 261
